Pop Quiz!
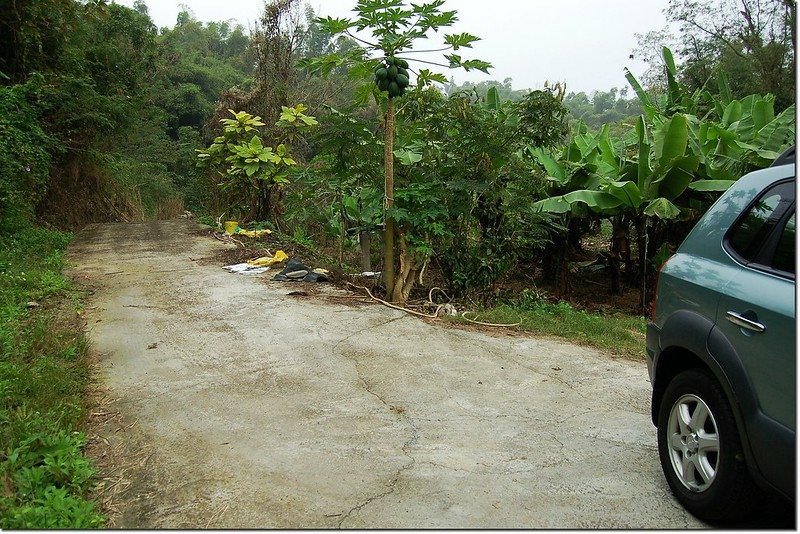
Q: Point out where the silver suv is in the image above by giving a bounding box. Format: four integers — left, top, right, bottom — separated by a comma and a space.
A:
646, 147, 795, 522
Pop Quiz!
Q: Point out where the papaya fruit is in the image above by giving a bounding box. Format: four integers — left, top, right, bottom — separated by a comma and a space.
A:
396, 73, 409, 87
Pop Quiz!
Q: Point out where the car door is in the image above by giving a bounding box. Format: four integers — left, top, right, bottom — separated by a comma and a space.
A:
714, 180, 795, 496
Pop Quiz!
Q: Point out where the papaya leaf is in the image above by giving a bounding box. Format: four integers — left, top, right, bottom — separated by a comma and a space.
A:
444, 32, 481, 50
315, 16, 355, 35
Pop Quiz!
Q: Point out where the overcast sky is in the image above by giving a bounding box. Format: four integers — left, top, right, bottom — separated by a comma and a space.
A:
115, 0, 670, 95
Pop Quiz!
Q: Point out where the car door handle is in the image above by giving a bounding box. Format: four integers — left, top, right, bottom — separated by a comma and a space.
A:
726, 311, 766, 333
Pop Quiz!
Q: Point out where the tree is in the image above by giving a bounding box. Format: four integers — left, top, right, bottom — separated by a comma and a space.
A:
197, 106, 317, 220
302, 0, 490, 303
636, 0, 795, 111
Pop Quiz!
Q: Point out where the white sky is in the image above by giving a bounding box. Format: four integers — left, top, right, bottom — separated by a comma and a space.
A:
116, 0, 669, 95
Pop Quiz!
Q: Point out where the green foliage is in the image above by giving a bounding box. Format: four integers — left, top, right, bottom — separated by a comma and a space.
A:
301, 0, 492, 108
0, 226, 103, 528
445, 78, 529, 102
197, 108, 315, 210
563, 88, 644, 128
154, 11, 254, 137
462, 289, 647, 360
667, 0, 795, 112
0, 81, 52, 231
531, 46, 794, 308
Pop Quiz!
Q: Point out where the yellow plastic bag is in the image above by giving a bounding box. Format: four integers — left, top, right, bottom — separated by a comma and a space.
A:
247, 250, 288, 267
237, 229, 272, 238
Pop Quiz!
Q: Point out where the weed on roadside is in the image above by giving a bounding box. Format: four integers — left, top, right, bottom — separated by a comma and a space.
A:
457, 288, 647, 360
0, 226, 103, 528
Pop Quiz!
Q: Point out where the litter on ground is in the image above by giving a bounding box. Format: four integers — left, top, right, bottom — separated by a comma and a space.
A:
247, 250, 288, 267
273, 259, 330, 283
223, 263, 270, 275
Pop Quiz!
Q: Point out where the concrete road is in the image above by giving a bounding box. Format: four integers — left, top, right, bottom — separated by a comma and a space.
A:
68, 219, 706, 528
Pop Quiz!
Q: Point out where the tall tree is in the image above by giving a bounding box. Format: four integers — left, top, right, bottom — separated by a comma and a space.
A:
636, 0, 795, 110
302, 0, 490, 302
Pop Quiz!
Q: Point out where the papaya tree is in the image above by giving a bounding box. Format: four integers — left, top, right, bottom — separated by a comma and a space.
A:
300, 0, 490, 303
387, 85, 566, 301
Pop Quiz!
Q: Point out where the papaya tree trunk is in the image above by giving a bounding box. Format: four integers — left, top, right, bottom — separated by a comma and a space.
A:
391, 228, 421, 304
384, 97, 396, 299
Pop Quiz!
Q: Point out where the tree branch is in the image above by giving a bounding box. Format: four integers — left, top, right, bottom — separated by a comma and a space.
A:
344, 29, 377, 49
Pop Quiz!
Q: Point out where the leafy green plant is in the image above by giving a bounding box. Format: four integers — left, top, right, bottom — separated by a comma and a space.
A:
531, 47, 795, 308
197, 107, 316, 223
463, 289, 647, 360
0, 81, 52, 231
0, 226, 103, 529
301, 0, 491, 302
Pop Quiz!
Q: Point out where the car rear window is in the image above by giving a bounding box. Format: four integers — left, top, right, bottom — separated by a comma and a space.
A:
772, 212, 795, 274
727, 182, 794, 263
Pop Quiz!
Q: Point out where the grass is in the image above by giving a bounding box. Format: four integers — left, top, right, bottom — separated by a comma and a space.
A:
459, 289, 648, 360
0, 226, 104, 529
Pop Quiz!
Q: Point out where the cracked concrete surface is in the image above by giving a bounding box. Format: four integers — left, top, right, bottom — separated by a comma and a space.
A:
68, 220, 708, 528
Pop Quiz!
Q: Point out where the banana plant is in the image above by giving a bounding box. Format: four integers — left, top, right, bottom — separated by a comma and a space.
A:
687, 92, 796, 192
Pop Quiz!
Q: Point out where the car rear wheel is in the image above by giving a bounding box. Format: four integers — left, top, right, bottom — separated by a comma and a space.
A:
657, 369, 758, 522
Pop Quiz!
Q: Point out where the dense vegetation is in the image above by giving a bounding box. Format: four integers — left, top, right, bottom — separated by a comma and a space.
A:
0, 0, 795, 527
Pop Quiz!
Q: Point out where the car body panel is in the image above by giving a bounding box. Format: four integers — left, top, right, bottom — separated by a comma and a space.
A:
646, 160, 796, 502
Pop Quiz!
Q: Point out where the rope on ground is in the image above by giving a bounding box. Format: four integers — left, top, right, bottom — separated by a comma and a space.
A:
461, 311, 521, 328
346, 282, 443, 319
428, 286, 450, 304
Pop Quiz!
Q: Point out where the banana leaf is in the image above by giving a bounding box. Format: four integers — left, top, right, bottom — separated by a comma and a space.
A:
603, 180, 643, 208
530, 147, 567, 185
688, 180, 736, 192
532, 196, 571, 214
643, 197, 681, 220
562, 190, 624, 211
755, 104, 795, 152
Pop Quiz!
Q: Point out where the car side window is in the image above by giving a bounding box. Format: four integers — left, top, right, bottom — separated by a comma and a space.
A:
771, 212, 795, 274
727, 182, 794, 263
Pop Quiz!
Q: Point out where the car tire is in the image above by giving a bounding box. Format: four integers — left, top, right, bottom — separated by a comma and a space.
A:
657, 368, 758, 522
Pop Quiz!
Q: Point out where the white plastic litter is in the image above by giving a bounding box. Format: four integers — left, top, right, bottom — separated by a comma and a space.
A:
223, 263, 269, 275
